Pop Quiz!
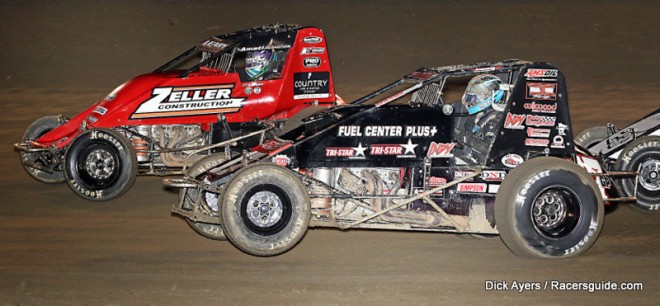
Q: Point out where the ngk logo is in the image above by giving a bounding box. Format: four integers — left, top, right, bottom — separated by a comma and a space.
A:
427, 142, 455, 158
504, 113, 526, 129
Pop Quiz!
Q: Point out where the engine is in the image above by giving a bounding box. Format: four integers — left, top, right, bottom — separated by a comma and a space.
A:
307, 167, 447, 227
127, 124, 209, 167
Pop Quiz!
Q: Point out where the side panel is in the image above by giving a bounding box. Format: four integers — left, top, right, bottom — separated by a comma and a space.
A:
488, 63, 574, 168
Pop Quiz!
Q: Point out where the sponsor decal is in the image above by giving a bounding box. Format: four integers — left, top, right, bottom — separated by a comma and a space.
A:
407, 71, 438, 80
326, 147, 355, 157
551, 135, 566, 149
501, 153, 523, 168
199, 39, 229, 51
293, 72, 330, 100
429, 176, 447, 187
303, 57, 321, 68
427, 142, 455, 158
472, 66, 502, 73
442, 104, 454, 115
524, 69, 558, 78
455, 170, 475, 182
271, 154, 291, 167
86, 115, 98, 123
244, 87, 253, 95
526, 115, 556, 127
237, 44, 291, 52
527, 127, 551, 138
526, 82, 557, 101
504, 113, 526, 129
336, 125, 438, 137
457, 183, 487, 193
94, 106, 107, 115
370, 139, 417, 157
525, 138, 550, 147
132, 84, 244, 119
254, 87, 261, 94
481, 171, 506, 182
488, 184, 500, 194
301, 47, 325, 55
303, 36, 323, 44
556, 123, 569, 136
523, 101, 557, 113
370, 144, 403, 155
325, 143, 367, 158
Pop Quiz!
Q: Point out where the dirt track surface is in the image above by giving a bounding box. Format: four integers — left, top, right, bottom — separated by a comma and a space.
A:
0, 1, 658, 305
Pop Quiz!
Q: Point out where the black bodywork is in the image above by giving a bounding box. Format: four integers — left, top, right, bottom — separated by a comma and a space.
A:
171, 60, 601, 233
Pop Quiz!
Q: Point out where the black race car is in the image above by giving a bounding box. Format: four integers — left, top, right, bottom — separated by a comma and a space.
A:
164, 60, 659, 258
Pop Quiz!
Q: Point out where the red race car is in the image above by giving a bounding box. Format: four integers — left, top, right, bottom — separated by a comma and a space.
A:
14, 23, 338, 201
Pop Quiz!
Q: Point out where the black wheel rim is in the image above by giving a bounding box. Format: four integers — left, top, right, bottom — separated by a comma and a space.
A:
240, 184, 292, 236
531, 186, 581, 238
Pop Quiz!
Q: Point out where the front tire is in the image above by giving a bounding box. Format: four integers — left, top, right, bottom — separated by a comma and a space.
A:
495, 157, 604, 258
220, 164, 310, 256
182, 154, 231, 241
20, 115, 66, 183
64, 128, 137, 201
615, 136, 660, 212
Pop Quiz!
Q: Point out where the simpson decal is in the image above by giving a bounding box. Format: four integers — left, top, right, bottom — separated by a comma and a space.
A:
303, 57, 321, 68
457, 183, 487, 193
293, 72, 330, 100
427, 142, 455, 158
132, 84, 244, 119
526, 82, 557, 101
525, 69, 558, 78
504, 113, 526, 129
526, 115, 556, 127
302, 36, 323, 44
523, 101, 557, 113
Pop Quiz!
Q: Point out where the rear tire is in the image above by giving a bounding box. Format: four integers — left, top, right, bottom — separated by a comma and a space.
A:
575, 125, 614, 149
64, 128, 137, 201
220, 164, 310, 256
20, 115, 66, 183
495, 157, 604, 258
615, 136, 660, 212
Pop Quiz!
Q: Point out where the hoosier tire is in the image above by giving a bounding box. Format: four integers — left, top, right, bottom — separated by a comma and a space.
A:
64, 128, 137, 201
220, 164, 310, 256
182, 154, 231, 241
574, 125, 614, 149
20, 115, 66, 183
615, 136, 660, 212
495, 157, 604, 258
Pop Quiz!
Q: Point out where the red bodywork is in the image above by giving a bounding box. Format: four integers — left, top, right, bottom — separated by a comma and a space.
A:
35, 27, 336, 149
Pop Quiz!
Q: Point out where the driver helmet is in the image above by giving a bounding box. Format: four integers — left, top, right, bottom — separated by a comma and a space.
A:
461, 74, 505, 115
245, 49, 277, 80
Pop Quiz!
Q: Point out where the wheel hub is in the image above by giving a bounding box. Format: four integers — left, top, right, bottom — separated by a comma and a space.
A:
85, 149, 115, 180
532, 191, 567, 230
639, 159, 660, 191
246, 191, 283, 227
